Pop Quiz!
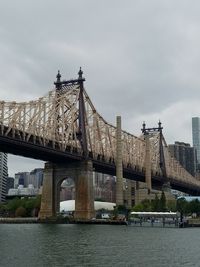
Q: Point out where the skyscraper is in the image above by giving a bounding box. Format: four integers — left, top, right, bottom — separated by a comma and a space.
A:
0, 153, 8, 202
6, 177, 14, 194
168, 142, 196, 176
192, 117, 200, 170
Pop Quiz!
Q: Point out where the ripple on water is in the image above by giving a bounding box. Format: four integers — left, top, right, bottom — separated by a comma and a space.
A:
0, 224, 200, 267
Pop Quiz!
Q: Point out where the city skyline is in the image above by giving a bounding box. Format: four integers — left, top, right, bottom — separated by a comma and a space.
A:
1, 1, 200, 175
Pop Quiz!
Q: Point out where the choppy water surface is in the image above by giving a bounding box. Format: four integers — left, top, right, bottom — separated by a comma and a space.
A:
0, 224, 200, 267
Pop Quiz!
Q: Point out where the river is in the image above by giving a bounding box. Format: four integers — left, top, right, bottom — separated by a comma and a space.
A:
0, 224, 199, 267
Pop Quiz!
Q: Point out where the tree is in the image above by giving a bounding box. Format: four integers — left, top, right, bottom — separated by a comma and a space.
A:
132, 203, 144, 212
167, 200, 177, 212
6, 197, 21, 216
188, 199, 200, 215
24, 198, 36, 216
4, 196, 42, 217
176, 197, 188, 215
15, 206, 27, 217
152, 194, 159, 212
141, 199, 152, 211
159, 191, 167, 211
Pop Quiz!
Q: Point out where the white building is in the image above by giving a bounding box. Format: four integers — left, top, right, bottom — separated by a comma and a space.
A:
8, 184, 39, 196
60, 200, 116, 212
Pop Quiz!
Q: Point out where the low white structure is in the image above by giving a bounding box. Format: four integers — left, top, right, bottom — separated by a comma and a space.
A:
60, 200, 116, 212
8, 184, 39, 196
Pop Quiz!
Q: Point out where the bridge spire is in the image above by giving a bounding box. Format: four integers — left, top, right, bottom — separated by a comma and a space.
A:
55, 70, 62, 90
158, 120, 163, 132
142, 121, 146, 134
78, 67, 83, 80
56, 70, 61, 82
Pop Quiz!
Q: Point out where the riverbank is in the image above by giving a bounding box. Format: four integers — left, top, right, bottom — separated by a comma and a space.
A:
3, 217, 200, 227
0, 217, 38, 223
0, 217, 128, 225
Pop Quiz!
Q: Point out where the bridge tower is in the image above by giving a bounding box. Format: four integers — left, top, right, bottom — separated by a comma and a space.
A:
39, 69, 95, 220
141, 121, 170, 194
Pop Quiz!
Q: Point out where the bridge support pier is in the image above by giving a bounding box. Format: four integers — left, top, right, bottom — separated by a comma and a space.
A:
74, 160, 95, 220
39, 160, 95, 221
39, 162, 55, 219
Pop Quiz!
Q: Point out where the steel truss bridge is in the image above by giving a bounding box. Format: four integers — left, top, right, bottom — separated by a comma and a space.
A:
0, 68, 199, 195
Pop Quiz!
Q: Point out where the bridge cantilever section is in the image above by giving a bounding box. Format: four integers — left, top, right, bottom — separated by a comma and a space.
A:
0, 74, 146, 171
0, 70, 200, 195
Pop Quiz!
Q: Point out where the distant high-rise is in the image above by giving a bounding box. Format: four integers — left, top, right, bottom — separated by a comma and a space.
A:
14, 169, 43, 189
29, 168, 43, 189
192, 117, 200, 169
0, 153, 8, 202
6, 177, 14, 194
168, 142, 196, 176
14, 172, 30, 188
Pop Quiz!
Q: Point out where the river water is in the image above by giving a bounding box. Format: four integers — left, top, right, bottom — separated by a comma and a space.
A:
0, 224, 199, 267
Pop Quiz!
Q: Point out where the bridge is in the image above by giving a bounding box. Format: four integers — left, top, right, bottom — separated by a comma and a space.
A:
0, 68, 200, 220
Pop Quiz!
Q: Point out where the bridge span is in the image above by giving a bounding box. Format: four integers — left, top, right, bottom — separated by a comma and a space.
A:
0, 68, 200, 219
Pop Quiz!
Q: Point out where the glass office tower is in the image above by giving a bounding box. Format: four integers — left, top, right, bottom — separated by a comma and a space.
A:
192, 117, 200, 170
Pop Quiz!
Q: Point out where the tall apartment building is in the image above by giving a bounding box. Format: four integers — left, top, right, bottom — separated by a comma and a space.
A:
14, 172, 30, 188
0, 153, 8, 202
6, 177, 14, 194
168, 141, 196, 176
192, 117, 200, 170
29, 168, 43, 189
14, 169, 43, 189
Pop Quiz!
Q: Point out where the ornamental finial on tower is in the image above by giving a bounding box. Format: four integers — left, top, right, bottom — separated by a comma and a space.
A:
158, 120, 162, 129
78, 67, 83, 80
56, 70, 61, 83
142, 121, 146, 133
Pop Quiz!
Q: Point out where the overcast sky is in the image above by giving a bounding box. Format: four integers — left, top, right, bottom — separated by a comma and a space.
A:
1, 0, 200, 176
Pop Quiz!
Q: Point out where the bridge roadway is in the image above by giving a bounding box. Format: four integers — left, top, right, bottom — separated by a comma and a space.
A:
0, 125, 199, 195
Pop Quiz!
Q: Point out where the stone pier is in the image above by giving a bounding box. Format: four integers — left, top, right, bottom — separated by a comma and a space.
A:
39, 160, 95, 220
74, 161, 95, 220
39, 162, 55, 219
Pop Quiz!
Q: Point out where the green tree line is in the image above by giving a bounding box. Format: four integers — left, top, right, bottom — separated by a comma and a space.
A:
176, 197, 200, 216
0, 196, 41, 217
132, 192, 176, 212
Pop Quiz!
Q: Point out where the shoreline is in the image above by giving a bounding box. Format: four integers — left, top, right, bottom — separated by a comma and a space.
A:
0, 217, 128, 225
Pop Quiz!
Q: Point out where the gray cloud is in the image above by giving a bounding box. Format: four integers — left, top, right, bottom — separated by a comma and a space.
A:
0, 0, 200, 175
